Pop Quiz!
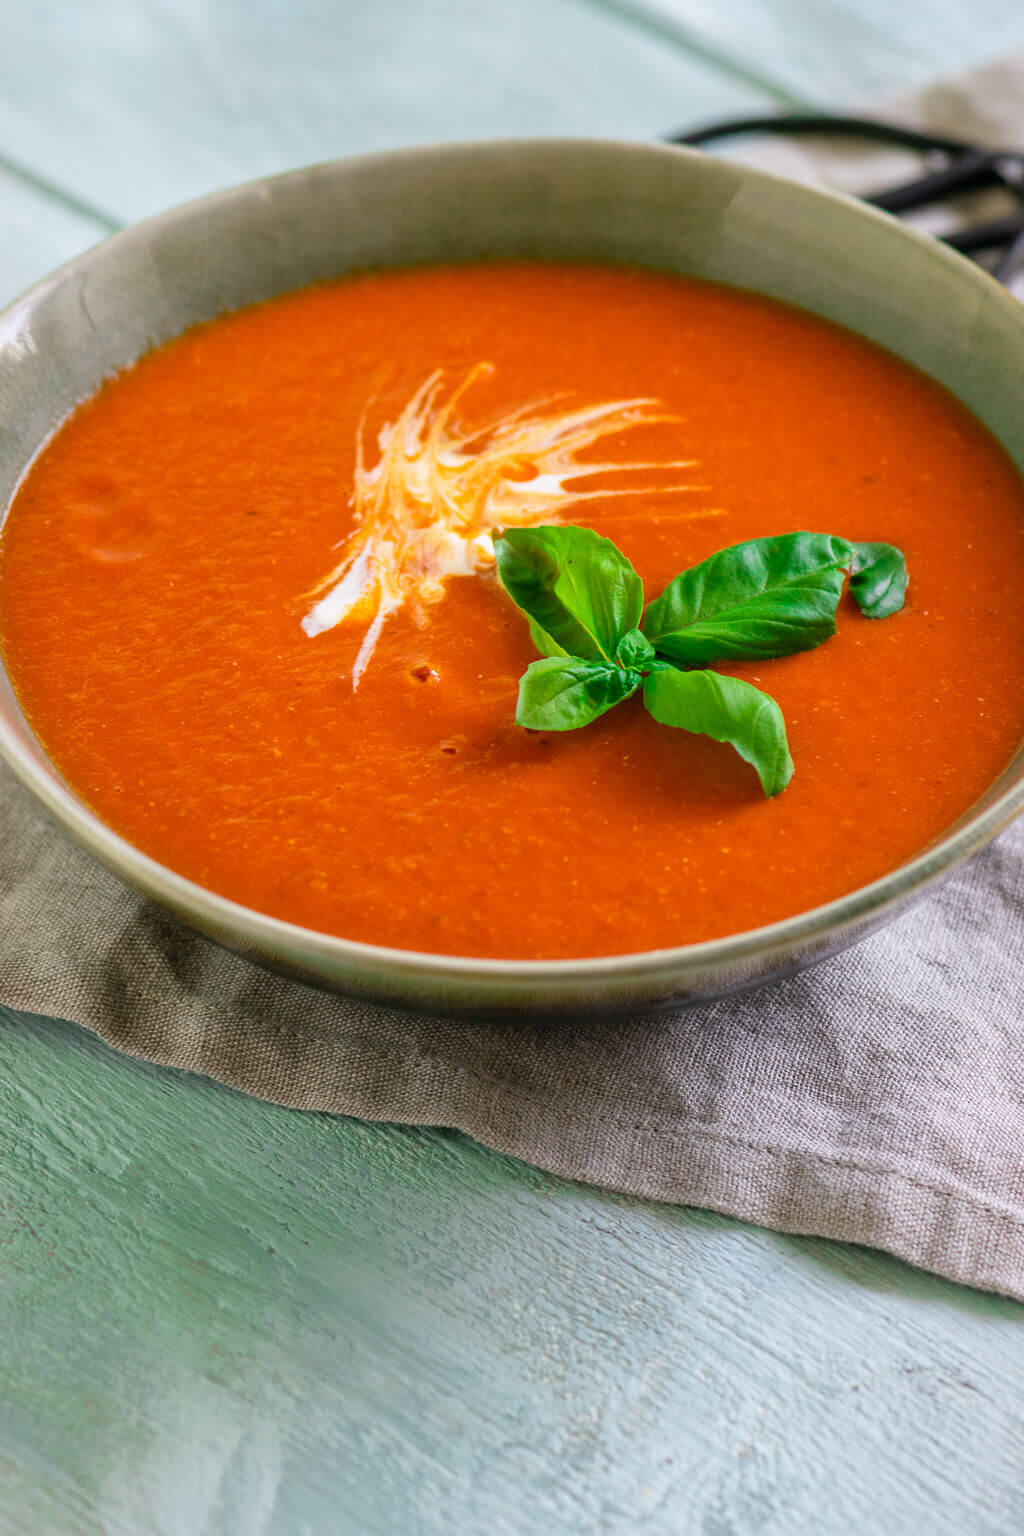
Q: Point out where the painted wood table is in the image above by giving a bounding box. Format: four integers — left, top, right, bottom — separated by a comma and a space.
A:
3, 3, 1024, 1531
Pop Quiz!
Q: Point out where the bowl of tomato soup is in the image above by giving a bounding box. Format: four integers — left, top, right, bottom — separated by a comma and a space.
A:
1, 138, 1023, 1013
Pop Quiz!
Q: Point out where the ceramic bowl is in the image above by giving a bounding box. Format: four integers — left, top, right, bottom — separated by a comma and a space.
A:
2, 138, 1023, 1014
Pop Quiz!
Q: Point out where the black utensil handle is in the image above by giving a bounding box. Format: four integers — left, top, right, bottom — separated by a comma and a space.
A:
664, 113, 1024, 289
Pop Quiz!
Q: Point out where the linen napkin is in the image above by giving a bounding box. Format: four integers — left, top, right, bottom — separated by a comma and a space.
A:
3, 53, 1024, 1300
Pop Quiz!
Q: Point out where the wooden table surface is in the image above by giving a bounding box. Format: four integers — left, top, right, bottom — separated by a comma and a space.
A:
3, 4, 1024, 1531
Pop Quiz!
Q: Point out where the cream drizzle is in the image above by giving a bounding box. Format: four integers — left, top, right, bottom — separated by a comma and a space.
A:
302, 363, 718, 686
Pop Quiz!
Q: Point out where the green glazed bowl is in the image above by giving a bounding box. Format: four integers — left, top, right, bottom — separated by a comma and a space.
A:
1, 138, 1023, 1013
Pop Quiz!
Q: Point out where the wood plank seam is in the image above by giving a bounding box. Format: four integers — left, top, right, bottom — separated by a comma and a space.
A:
575, 0, 810, 107
0, 148, 121, 236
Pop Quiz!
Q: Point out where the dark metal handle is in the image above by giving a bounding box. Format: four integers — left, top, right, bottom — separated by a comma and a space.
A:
665, 113, 1024, 288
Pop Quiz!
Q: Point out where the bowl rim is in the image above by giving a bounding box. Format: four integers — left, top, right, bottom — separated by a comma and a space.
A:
2, 133, 1024, 986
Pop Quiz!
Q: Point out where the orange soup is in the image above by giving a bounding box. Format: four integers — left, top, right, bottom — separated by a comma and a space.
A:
2, 261, 1024, 959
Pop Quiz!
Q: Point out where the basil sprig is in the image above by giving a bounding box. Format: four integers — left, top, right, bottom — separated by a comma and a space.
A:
643, 533, 851, 664
849, 541, 909, 619
494, 526, 907, 797
494, 525, 643, 663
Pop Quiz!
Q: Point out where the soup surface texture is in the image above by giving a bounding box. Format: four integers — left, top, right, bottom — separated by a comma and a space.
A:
2, 262, 1024, 959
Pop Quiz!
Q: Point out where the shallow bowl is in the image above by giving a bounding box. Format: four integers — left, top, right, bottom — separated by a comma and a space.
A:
1, 138, 1023, 1014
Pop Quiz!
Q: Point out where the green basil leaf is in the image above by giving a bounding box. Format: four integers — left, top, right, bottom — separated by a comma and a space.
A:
526, 615, 568, 658
849, 541, 908, 619
642, 532, 852, 664
495, 526, 643, 664
643, 668, 794, 797
615, 627, 656, 670
516, 657, 640, 731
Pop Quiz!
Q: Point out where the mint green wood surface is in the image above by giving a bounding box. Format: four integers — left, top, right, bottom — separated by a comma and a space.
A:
0, 0, 765, 224
1, 5, 1023, 1533
0, 169, 109, 298
2, 1004, 1024, 1536
608, 0, 1024, 103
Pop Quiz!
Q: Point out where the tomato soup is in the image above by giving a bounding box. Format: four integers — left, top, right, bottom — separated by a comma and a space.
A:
2, 261, 1024, 959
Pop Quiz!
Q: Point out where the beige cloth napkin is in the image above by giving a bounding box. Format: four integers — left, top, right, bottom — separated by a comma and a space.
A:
4, 55, 1024, 1299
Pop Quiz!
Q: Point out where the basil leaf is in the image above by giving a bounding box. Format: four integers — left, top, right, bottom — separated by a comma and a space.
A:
527, 615, 568, 658
642, 532, 852, 664
643, 668, 794, 797
495, 526, 643, 664
516, 657, 640, 731
849, 541, 908, 619
615, 628, 656, 670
